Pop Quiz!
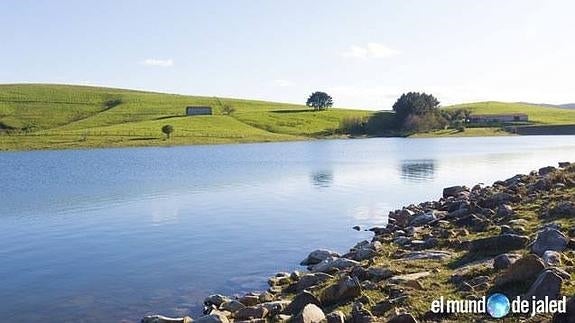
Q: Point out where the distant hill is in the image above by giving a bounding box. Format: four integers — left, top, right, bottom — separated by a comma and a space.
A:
559, 103, 575, 109
445, 101, 575, 124
0, 83, 373, 150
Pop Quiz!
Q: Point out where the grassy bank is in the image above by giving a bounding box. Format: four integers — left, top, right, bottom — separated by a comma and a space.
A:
0, 84, 371, 151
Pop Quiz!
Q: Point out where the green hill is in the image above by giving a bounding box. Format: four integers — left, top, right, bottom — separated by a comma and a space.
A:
0, 84, 371, 150
446, 101, 575, 124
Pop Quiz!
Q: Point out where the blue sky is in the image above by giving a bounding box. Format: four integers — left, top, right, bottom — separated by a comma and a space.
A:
1, 0, 574, 109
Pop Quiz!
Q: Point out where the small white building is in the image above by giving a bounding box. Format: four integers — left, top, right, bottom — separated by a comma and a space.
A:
186, 106, 212, 116
469, 113, 528, 123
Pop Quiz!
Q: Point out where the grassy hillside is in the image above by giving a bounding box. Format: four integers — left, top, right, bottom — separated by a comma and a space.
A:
446, 101, 575, 124
0, 84, 372, 150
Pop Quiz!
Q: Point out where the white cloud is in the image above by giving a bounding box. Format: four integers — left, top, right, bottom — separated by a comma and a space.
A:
272, 79, 294, 87
342, 43, 400, 59
142, 58, 174, 67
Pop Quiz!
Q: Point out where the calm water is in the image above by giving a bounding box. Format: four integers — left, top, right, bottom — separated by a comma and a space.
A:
1, 136, 574, 322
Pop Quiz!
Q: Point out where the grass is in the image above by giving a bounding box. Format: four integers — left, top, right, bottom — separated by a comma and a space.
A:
0, 84, 371, 151
446, 101, 575, 125
2, 85, 575, 150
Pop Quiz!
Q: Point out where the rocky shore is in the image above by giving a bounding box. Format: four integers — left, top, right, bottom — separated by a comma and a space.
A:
143, 162, 575, 323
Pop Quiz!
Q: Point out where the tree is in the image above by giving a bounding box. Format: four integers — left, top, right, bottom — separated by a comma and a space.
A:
162, 125, 174, 139
221, 104, 236, 115
306, 91, 333, 111
392, 92, 440, 121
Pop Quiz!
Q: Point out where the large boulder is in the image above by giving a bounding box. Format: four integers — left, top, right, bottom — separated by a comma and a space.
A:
204, 294, 231, 307
388, 313, 418, 323
310, 257, 359, 273
525, 269, 563, 301
409, 211, 437, 227
550, 202, 575, 218
495, 254, 545, 287
320, 276, 361, 306
532, 227, 568, 256
283, 291, 321, 315
469, 234, 529, 256
443, 185, 469, 198
219, 300, 245, 313
194, 314, 230, 323
300, 249, 340, 266
234, 306, 268, 320
293, 273, 333, 292
291, 304, 325, 323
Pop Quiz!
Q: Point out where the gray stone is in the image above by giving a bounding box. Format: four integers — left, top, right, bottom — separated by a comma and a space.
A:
400, 250, 451, 261
532, 227, 568, 256
469, 234, 529, 255
409, 211, 437, 227
497, 204, 514, 217
194, 314, 229, 323
389, 271, 430, 284
238, 294, 260, 306
325, 310, 345, 323
292, 304, 325, 323
220, 300, 245, 313
300, 249, 340, 266
443, 185, 469, 198
310, 257, 359, 273
539, 166, 556, 176
525, 270, 563, 301
283, 291, 321, 315
493, 254, 514, 270
495, 254, 545, 287
294, 273, 333, 291
320, 276, 362, 305
543, 250, 562, 266
234, 306, 268, 320
204, 294, 231, 307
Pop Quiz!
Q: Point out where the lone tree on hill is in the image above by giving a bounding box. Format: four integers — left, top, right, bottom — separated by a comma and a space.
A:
306, 91, 333, 111
161, 124, 174, 139
392, 92, 440, 121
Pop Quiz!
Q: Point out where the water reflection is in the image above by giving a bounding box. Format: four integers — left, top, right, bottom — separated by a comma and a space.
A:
310, 170, 334, 188
400, 159, 436, 182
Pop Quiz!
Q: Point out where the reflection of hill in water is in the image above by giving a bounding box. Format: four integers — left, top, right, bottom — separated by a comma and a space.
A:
310, 170, 334, 188
400, 159, 436, 183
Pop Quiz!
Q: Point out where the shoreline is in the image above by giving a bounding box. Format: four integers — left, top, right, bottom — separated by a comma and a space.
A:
4, 131, 575, 153
143, 162, 575, 322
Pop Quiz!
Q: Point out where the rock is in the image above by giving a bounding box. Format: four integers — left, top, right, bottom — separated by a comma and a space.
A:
550, 202, 575, 217
400, 250, 451, 261
290, 271, 302, 281
443, 185, 469, 198
325, 310, 345, 323
469, 234, 529, 256
497, 204, 514, 217
194, 314, 230, 323
204, 294, 231, 307
366, 267, 394, 281
142, 315, 193, 323
220, 300, 245, 313
388, 313, 418, 323
525, 269, 563, 301
392, 209, 416, 227
409, 211, 437, 227
481, 192, 518, 208
320, 276, 362, 306
552, 295, 575, 322
268, 275, 291, 286
283, 291, 321, 315
559, 162, 571, 168
238, 294, 260, 306
234, 306, 268, 320
372, 299, 393, 315
260, 300, 290, 316
493, 254, 515, 270
539, 166, 556, 176
353, 225, 361, 231
532, 227, 568, 256
495, 254, 545, 287
310, 257, 359, 273
350, 302, 375, 323
389, 271, 430, 284
543, 250, 562, 266
293, 273, 332, 292
300, 249, 340, 266
393, 236, 411, 246
292, 304, 325, 323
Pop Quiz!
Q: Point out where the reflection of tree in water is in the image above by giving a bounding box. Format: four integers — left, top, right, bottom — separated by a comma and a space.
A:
400, 159, 436, 182
310, 170, 334, 188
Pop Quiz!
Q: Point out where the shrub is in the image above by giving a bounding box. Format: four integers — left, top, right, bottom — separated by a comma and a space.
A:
339, 116, 367, 135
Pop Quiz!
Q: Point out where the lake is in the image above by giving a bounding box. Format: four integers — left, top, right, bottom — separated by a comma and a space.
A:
1, 136, 574, 322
